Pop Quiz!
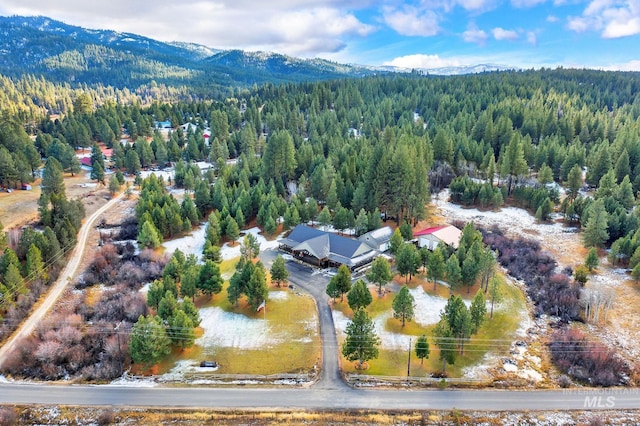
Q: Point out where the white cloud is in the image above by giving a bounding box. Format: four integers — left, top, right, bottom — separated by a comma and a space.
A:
546, 15, 560, 23
383, 53, 464, 69
463, 24, 489, 45
526, 31, 538, 45
492, 27, 520, 40
511, 0, 547, 8
455, 0, 498, 11
600, 59, 640, 71
382, 5, 440, 36
567, 0, 640, 38
567, 16, 594, 32
0, 1, 376, 57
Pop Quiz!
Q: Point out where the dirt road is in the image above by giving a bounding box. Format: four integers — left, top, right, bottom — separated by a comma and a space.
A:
0, 192, 124, 368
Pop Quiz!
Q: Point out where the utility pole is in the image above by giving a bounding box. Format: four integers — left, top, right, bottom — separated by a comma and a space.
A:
407, 337, 412, 382
115, 321, 123, 374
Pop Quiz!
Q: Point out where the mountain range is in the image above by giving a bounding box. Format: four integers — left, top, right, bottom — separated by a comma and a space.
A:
0, 15, 511, 91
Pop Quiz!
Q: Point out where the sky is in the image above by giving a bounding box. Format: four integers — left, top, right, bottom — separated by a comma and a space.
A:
1, 0, 640, 71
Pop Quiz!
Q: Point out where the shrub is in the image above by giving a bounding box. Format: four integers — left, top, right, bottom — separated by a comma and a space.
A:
550, 328, 629, 387
482, 227, 580, 322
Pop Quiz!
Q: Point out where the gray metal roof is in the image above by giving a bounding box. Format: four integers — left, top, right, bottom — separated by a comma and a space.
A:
279, 225, 376, 266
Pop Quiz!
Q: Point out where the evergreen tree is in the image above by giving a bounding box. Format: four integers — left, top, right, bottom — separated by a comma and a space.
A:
470, 290, 487, 334
168, 309, 195, 349
582, 199, 609, 248
389, 228, 403, 255
445, 254, 462, 293
341, 307, 380, 369
347, 279, 372, 311
427, 246, 446, 291
392, 285, 415, 327
434, 319, 456, 372
330, 264, 352, 302
246, 261, 269, 310
147, 279, 165, 310
270, 255, 289, 287
129, 315, 171, 368
585, 247, 599, 272
240, 233, 260, 261
415, 334, 430, 365
318, 206, 331, 230
198, 260, 223, 296
225, 217, 240, 243
137, 220, 162, 249
566, 164, 582, 200
366, 256, 393, 296
396, 242, 419, 284
24, 244, 46, 282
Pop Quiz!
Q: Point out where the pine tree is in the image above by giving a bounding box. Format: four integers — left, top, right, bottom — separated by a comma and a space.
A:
330, 264, 352, 302
582, 199, 609, 248
389, 228, 403, 255
427, 247, 446, 291
198, 260, 223, 296
129, 315, 171, 368
415, 334, 430, 365
225, 217, 240, 243
168, 310, 195, 349
470, 290, 487, 334
396, 242, 419, 284
392, 285, 415, 327
347, 279, 372, 311
138, 220, 162, 249
270, 255, 289, 287
342, 307, 380, 369
585, 247, 599, 272
366, 256, 393, 296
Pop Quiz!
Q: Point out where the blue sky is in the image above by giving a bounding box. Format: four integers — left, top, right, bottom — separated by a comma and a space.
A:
1, 0, 639, 70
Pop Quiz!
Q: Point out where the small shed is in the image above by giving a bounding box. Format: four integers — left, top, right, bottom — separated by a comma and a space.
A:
21, 183, 32, 190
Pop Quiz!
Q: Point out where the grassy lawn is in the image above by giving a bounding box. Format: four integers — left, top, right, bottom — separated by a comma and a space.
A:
160, 256, 321, 376
340, 272, 526, 378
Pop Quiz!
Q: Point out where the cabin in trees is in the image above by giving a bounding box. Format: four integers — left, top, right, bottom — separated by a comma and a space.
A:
278, 225, 378, 271
415, 225, 462, 250
358, 226, 394, 252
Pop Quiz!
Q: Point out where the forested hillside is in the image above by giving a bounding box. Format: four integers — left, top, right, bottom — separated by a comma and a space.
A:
0, 16, 378, 97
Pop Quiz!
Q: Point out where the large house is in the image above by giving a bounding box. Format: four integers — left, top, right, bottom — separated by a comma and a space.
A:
415, 225, 462, 250
279, 225, 378, 271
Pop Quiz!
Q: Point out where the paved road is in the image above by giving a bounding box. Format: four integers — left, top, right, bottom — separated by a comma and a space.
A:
1, 382, 637, 410
0, 192, 124, 369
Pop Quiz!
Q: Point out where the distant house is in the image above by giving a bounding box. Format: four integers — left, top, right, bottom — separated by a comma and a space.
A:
358, 226, 394, 252
155, 120, 172, 129
279, 224, 378, 271
415, 225, 462, 250
80, 157, 92, 167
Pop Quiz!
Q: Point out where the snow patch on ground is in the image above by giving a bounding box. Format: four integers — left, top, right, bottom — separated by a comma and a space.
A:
434, 189, 566, 239
162, 224, 207, 259
108, 374, 157, 387
219, 227, 282, 260
409, 287, 471, 326
268, 290, 289, 301
196, 307, 278, 350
